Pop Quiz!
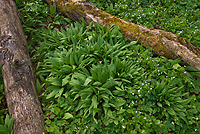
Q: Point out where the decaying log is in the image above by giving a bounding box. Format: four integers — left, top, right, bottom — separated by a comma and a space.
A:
45, 0, 200, 71
0, 0, 45, 133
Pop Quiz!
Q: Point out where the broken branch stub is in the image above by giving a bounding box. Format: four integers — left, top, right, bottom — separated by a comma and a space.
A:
45, 0, 200, 71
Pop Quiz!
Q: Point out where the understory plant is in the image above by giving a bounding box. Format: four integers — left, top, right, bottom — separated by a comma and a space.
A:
36, 19, 200, 133
91, 0, 200, 47
0, 0, 197, 133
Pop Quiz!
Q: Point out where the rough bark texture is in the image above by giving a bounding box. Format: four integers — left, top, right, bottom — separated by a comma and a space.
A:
45, 0, 200, 71
0, 0, 45, 133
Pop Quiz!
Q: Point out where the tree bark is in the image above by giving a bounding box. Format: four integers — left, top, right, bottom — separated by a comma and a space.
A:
0, 0, 45, 133
45, 0, 200, 71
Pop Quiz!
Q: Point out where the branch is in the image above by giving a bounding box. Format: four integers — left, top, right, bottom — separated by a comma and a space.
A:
0, 0, 45, 133
45, 0, 200, 71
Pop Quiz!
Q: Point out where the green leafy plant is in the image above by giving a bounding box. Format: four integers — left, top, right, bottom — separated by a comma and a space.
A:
91, 0, 200, 47
49, 3, 56, 16
36, 20, 199, 133
13, 0, 200, 133
0, 114, 13, 134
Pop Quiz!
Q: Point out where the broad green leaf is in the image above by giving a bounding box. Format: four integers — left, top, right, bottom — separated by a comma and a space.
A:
5, 114, 9, 128
55, 88, 64, 98
109, 103, 116, 108
166, 107, 176, 116
175, 104, 184, 109
171, 105, 182, 112
103, 106, 108, 115
107, 110, 115, 119
46, 86, 60, 99
63, 113, 73, 120
177, 111, 186, 116
93, 116, 98, 124
102, 77, 115, 88
46, 77, 62, 86
7, 117, 13, 132
79, 88, 93, 99
63, 18, 71, 23
73, 72, 86, 83
80, 100, 91, 109
69, 79, 81, 87
83, 21, 93, 36
92, 81, 102, 86
92, 95, 98, 108
185, 66, 198, 72
157, 102, 162, 107
164, 99, 170, 106
120, 41, 137, 50
100, 94, 109, 100
117, 109, 126, 114
121, 78, 131, 83
164, 121, 172, 128
78, 55, 85, 64
187, 108, 198, 114
74, 53, 79, 65
93, 108, 102, 112
74, 94, 79, 100
106, 89, 114, 97
114, 119, 119, 125
179, 115, 188, 124
173, 97, 182, 102
173, 63, 181, 70
81, 17, 86, 27
69, 53, 75, 66
78, 57, 93, 69
0, 125, 8, 134
60, 65, 72, 74
84, 77, 92, 85
103, 102, 110, 108
54, 107, 61, 114
49, 58, 61, 67
62, 75, 71, 86
36, 79, 42, 94
112, 90, 124, 96
52, 3, 56, 15
90, 69, 98, 81
176, 98, 191, 104
114, 100, 126, 107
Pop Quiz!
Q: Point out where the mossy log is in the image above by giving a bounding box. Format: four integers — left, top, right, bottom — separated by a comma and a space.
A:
45, 0, 200, 71
0, 0, 45, 133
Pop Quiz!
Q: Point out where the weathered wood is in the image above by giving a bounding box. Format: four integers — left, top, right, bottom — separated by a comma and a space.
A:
0, 0, 45, 133
45, 0, 200, 71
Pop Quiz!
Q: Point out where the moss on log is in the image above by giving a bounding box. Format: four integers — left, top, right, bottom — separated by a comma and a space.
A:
45, 0, 200, 71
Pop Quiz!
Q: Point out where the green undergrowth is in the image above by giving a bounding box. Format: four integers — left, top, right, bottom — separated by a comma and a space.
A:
91, 0, 200, 47
0, 68, 8, 129
0, 0, 199, 133
36, 19, 200, 133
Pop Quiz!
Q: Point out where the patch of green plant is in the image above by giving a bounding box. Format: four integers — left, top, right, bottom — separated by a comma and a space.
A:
0, 68, 8, 128
16, 0, 71, 58
0, 114, 13, 134
0, 0, 72, 132
14, 0, 200, 133
36, 20, 200, 133
91, 0, 200, 47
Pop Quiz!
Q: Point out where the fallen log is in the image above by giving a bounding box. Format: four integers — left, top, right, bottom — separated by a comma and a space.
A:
0, 0, 45, 133
45, 0, 200, 71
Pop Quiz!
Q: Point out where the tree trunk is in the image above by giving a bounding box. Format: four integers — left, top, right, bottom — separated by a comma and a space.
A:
45, 0, 200, 71
0, 0, 45, 133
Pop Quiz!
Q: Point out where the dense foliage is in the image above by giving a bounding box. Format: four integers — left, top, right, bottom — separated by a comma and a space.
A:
0, 0, 199, 133
38, 21, 200, 133
91, 0, 200, 47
